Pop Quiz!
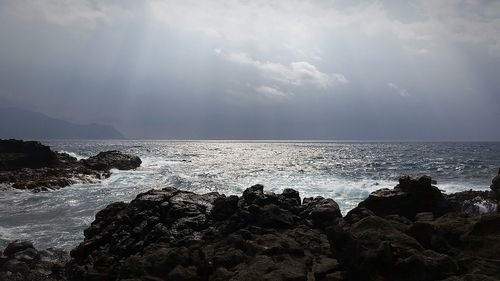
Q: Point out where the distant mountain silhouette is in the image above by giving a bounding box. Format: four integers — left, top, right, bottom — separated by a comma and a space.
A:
0, 107, 125, 139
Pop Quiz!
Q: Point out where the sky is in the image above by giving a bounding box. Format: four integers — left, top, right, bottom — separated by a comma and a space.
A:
0, 0, 499, 140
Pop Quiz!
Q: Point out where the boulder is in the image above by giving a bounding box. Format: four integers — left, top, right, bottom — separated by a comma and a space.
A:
301, 197, 342, 228
82, 150, 142, 171
3, 240, 34, 257
354, 176, 451, 220
0, 139, 58, 171
0, 242, 69, 281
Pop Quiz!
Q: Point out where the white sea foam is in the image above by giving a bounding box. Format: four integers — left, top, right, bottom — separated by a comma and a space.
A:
475, 201, 497, 214
1, 140, 498, 249
58, 150, 86, 160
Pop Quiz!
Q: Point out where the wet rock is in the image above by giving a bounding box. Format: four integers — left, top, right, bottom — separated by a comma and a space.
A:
301, 197, 342, 228
355, 175, 451, 220
445, 190, 497, 217
0, 242, 69, 281
6, 176, 500, 280
82, 150, 142, 171
66, 185, 337, 280
0, 139, 142, 191
281, 188, 300, 203
242, 184, 279, 206
3, 241, 34, 257
0, 139, 58, 171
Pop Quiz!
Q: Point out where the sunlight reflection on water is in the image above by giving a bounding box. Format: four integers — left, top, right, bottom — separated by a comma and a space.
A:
0, 141, 499, 249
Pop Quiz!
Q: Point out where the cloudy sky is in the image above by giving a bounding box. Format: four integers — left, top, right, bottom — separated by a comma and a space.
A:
0, 0, 499, 140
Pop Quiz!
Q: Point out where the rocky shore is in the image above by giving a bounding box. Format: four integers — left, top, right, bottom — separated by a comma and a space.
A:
0, 139, 142, 191
1, 171, 499, 280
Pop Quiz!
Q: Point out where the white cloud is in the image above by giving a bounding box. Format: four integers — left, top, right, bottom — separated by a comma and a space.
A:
255, 86, 287, 98
3, 1, 500, 56
419, 0, 500, 55
149, 0, 500, 56
388, 82, 410, 97
222, 51, 348, 89
147, 1, 436, 48
0, 0, 130, 27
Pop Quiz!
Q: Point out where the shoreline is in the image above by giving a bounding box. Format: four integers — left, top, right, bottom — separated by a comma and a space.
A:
1, 173, 499, 280
1, 139, 499, 280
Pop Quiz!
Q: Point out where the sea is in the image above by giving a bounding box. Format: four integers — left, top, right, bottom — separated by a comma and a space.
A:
0, 140, 499, 250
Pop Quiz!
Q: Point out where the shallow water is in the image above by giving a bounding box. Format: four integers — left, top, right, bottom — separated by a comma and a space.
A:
1, 141, 499, 249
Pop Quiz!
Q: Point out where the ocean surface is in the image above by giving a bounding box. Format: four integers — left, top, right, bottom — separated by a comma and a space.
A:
1, 140, 499, 250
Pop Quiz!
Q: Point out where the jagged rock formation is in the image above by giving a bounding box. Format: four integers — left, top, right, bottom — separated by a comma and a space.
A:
331, 175, 500, 281
66, 184, 343, 280
0, 139, 141, 191
1, 175, 499, 280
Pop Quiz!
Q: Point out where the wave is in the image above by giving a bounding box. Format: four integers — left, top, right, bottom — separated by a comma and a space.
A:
58, 150, 86, 160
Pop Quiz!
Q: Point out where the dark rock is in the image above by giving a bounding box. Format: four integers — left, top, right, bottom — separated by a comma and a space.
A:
445, 190, 497, 217
355, 175, 451, 220
248, 203, 295, 228
462, 214, 500, 262
212, 195, 239, 221
1, 259, 30, 275
0, 139, 141, 191
213, 248, 245, 268
415, 212, 434, 222
491, 168, 500, 190
242, 184, 279, 206
66, 185, 337, 280
167, 265, 199, 281
328, 215, 460, 281
281, 188, 300, 201
13, 248, 39, 263
469, 214, 500, 236
0, 139, 58, 171
0, 242, 69, 281
301, 197, 342, 228
3, 240, 34, 257
82, 150, 142, 171
4, 178, 497, 280
312, 256, 339, 278
490, 169, 500, 213
344, 207, 375, 224
442, 274, 500, 281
